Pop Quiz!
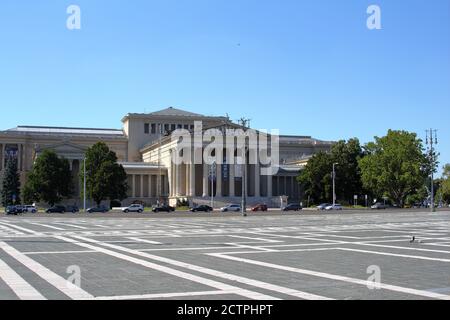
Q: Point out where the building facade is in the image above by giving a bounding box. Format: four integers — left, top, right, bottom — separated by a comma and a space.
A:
0, 107, 333, 207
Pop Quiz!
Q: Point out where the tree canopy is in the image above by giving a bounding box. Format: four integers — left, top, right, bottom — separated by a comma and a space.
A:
81, 142, 128, 206
298, 138, 365, 205
22, 149, 73, 206
1, 158, 21, 206
439, 164, 450, 204
358, 130, 428, 207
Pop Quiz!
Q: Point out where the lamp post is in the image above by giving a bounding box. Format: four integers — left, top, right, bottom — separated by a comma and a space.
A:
332, 163, 338, 206
211, 161, 215, 208
426, 129, 438, 213
83, 157, 86, 212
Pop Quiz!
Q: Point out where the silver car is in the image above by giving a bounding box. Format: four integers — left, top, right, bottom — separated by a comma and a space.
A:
122, 204, 144, 213
220, 204, 241, 212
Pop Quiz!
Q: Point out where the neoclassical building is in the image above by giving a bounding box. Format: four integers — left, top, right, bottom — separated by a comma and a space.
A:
0, 107, 333, 207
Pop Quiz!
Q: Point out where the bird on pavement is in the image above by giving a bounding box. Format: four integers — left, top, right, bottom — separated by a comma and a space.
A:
410, 236, 416, 243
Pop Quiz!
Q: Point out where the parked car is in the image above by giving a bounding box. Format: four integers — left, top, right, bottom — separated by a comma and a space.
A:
122, 204, 144, 213
22, 205, 37, 213
316, 203, 331, 210
251, 204, 268, 212
325, 204, 343, 211
45, 205, 66, 213
66, 205, 79, 213
87, 205, 109, 213
371, 203, 388, 210
152, 204, 175, 213
190, 205, 213, 212
5, 206, 21, 215
282, 203, 302, 212
221, 204, 241, 212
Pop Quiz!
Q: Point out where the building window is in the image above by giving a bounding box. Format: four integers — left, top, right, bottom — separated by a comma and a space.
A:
164, 124, 169, 134
177, 124, 182, 129
190, 124, 194, 130
171, 124, 176, 131
144, 123, 150, 134
184, 124, 189, 130
151, 123, 156, 134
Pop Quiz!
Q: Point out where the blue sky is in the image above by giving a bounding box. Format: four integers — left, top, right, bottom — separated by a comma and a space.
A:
0, 0, 449, 174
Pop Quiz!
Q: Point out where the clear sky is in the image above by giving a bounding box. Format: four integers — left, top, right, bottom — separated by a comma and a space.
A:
0, 0, 449, 174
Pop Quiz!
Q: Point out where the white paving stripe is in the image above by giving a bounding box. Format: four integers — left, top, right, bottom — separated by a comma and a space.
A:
209, 253, 450, 300
69, 235, 332, 300
51, 223, 88, 230
29, 223, 66, 231
0, 222, 41, 235
336, 247, 450, 262
53, 235, 277, 300
0, 258, 46, 300
23, 250, 97, 255
94, 290, 231, 300
227, 235, 284, 243
127, 237, 163, 245
0, 241, 93, 300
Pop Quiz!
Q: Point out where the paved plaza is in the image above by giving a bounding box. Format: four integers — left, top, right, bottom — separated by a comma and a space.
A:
0, 210, 449, 300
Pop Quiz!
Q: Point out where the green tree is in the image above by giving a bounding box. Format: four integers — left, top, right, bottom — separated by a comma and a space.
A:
298, 151, 332, 204
23, 150, 73, 206
440, 164, 450, 204
358, 130, 428, 207
1, 158, 21, 206
332, 138, 366, 204
81, 142, 128, 206
298, 138, 365, 205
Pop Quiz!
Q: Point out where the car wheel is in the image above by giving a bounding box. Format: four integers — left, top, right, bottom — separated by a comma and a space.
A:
124, 209, 129, 213
138, 210, 143, 213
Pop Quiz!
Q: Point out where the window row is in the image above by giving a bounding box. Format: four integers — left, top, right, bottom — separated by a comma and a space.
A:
144, 123, 195, 134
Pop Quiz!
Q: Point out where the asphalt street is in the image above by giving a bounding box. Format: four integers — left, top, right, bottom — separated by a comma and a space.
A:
0, 209, 449, 300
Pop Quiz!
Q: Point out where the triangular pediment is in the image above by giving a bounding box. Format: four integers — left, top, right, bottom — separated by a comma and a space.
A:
35, 141, 87, 159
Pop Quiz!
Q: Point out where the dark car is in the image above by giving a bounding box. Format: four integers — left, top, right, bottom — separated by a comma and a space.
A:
251, 204, 268, 212
45, 205, 66, 213
152, 204, 175, 213
66, 205, 80, 213
282, 203, 302, 212
190, 205, 213, 212
5, 206, 21, 215
87, 205, 109, 213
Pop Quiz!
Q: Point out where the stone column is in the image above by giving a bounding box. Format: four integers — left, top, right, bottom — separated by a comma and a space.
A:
189, 163, 196, 197
176, 163, 182, 196
132, 175, 136, 198
267, 174, 273, 197
140, 175, 144, 198
284, 176, 287, 196
149, 175, 153, 198
202, 163, 208, 197
216, 163, 222, 197
229, 164, 235, 197
291, 176, 294, 198
254, 163, 260, 197
17, 144, 22, 172
185, 164, 190, 196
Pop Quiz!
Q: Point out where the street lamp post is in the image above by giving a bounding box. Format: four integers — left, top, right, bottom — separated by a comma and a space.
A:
83, 157, 86, 212
426, 129, 438, 213
211, 161, 215, 209
332, 163, 338, 206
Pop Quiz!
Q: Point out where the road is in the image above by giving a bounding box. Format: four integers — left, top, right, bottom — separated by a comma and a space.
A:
0, 209, 449, 300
